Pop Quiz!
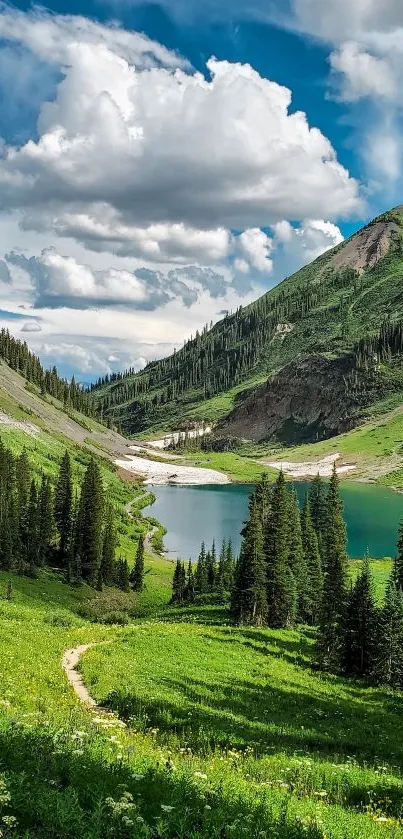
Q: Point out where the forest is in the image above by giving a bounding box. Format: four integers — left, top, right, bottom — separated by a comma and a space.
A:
0, 441, 145, 593
172, 468, 403, 689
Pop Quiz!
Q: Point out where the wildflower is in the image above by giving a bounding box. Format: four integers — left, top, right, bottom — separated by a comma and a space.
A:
161, 805, 174, 813
133, 774, 145, 780
205, 805, 212, 810
194, 771, 208, 779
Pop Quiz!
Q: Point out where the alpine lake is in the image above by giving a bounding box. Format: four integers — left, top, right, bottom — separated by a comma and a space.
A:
151, 481, 403, 561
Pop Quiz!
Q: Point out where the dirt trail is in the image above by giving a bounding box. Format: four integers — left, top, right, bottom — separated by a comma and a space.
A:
124, 493, 161, 559
61, 644, 97, 707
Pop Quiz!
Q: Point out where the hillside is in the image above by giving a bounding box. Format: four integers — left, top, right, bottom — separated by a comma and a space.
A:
91, 206, 403, 439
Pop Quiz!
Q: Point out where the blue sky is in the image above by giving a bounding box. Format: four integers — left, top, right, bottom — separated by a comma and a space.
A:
0, 0, 401, 379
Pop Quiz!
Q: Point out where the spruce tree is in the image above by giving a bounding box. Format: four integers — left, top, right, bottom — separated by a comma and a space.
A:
74, 459, 104, 585
231, 497, 267, 625
172, 559, 186, 604
343, 555, 377, 676
373, 574, 403, 688
26, 479, 39, 574
309, 473, 326, 565
37, 476, 53, 566
288, 490, 309, 624
265, 471, 295, 628
206, 541, 217, 589
130, 535, 145, 592
301, 494, 323, 625
194, 542, 208, 593
117, 557, 130, 592
54, 451, 73, 563
185, 560, 195, 602
316, 464, 349, 670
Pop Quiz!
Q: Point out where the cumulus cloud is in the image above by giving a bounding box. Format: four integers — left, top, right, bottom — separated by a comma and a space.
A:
238, 229, 273, 273
0, 10, 360, 247
6, 248, 230, 310
0, 3, 186, 70
271, 218, 344, 280
20, 321, 42, 333
329, 43, 398, 102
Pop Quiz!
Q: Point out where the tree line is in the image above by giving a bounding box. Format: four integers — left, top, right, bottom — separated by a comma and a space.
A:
0, 329, 98, 418
0, 442, 145, 593
170, 467, 403, 691
90, 266, 361, 432
171, 540, 236, 605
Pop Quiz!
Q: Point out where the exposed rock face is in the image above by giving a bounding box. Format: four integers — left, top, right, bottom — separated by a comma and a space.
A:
219, 356, 376, 444
330, 211, 401, 275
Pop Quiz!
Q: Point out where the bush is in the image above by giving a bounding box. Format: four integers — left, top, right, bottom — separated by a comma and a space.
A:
44, 612, 73, 628
101, 611, 130, 626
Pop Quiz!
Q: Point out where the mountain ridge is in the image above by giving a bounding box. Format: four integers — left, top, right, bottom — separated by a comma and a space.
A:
91, 205, 403, 440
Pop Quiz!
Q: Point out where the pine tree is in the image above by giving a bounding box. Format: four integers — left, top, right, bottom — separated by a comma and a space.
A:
288, 490, 309, 624
343, 555, 377, 676
373, 573, 403, 688
130, 535, 145, 592
101, 506, 116, 585
316, 464, 349, 670
265, 471, 295, 628
26, 479, 39, 574
37, 475, 53, 566
54, 451, 73, 563
206, 541, 217, 589
117, 557, 130, 592
301, 494, 323, 624
184, 560, 195, 602
231, 497, 267, 625
194, 542, 208, 593
172, 559, 186, 604
74, 459, 104, 585
309, 473, 326, 565
16, 449, 30, 512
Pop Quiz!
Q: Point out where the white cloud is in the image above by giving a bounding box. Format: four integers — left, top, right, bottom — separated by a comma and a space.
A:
271, 218, 344, 280
0, 3, 186, 70
20, 321, 42, 333
238, 228, 273, 273
0, 11, 360, 242
329, 43, 397, 102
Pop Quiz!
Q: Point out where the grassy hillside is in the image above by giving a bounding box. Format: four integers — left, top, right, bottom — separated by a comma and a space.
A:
2, 562, 403, 838
91, 207, 403, 435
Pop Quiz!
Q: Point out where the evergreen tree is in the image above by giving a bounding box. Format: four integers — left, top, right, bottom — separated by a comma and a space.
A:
301, 494, 323, 624
16, 449, 30, 512
316, 465, 349, 670
206, 541, 217, 589
309, 474, 326, 565
343, 556, 377, 676
172, 559, 186, 604
74, 459, 104, 585
231, 497, 267, 625
373, 574, 403, 688
288, 490, 309, 624
130, 535, 145, 592
117, 557, 130, 592
194, 542, 208, 593
26, 479, 39, 574
265, 471, 295, 628
37, 475, 53, 566
101, 506, 116, 585
54, 451, 73, 562
184, 560, 195, 602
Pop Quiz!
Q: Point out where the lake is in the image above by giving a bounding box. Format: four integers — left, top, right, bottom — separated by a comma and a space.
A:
151, 482, 403, 560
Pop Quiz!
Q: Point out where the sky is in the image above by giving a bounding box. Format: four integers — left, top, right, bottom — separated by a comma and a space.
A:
0, 0, 402, 380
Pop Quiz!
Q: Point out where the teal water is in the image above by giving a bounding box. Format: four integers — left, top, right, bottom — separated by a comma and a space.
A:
151, 482, 403, 560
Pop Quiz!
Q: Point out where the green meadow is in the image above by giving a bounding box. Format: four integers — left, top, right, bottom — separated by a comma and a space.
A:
2, 559, 403, 838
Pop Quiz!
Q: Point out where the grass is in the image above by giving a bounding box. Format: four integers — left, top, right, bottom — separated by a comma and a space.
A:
1, 563, 402, 839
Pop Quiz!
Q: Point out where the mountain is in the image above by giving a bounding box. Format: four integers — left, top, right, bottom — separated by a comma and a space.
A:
91, 206, 403, 441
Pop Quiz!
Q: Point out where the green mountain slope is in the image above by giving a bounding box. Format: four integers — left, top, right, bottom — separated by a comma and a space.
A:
91, 206, 403, 437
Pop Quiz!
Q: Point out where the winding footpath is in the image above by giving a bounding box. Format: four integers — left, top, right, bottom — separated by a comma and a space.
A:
62, 644, 97, 707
